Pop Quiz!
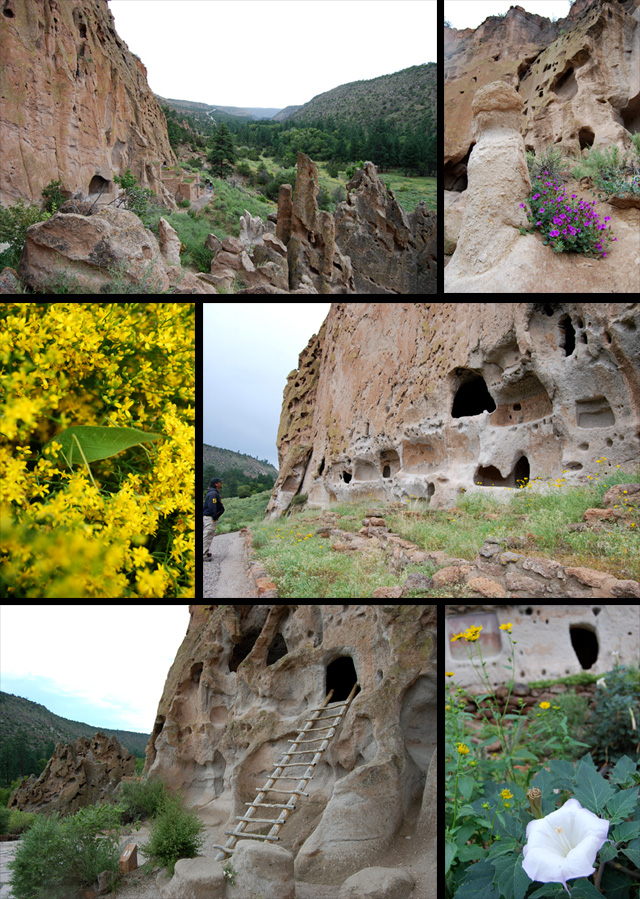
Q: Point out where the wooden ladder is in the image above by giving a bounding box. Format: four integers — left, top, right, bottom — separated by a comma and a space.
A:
213, 681, 359, 860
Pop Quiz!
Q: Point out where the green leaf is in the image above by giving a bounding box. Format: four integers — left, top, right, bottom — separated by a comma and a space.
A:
45, 425, 163, 466
573, 757, 615, 813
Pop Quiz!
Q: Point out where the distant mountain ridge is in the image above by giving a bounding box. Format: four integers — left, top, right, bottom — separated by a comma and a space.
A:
282, 63, 435, 129
203, 444, 278, 478
157, 63, 435, 128
156, 95, 282, 120
0, 691, 149, 759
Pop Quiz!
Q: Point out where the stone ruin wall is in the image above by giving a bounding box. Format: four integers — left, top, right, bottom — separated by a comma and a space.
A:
266, 302, 640, 518
445, 604, 640, 692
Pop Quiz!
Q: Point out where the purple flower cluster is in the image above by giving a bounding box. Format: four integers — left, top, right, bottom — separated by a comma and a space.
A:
521, 172, 616, 259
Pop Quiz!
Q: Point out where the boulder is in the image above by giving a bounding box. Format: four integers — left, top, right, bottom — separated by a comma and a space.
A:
20, 206, 171, 292
445, 80, 640, 292
238, 209, 265, 248
9, 733, 135, 816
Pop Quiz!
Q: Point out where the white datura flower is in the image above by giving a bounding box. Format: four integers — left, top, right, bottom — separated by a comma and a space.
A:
522, 797, 609, 895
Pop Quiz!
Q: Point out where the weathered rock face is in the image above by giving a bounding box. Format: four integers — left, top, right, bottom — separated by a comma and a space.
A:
446, 604, 640, 691
444, 81, 639, 293
0, 0, 177, 208
144, 604, 436, 885
446, 82, 531, 282
445, 0, 640, 188
266, 303, 640, 516
334, 163, 437, 294
9, 732, 135, 816
271, 153, 436, 295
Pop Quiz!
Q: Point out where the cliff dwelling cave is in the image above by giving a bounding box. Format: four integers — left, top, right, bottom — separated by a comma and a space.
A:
325, 655, 360, 702
569, 624, 599, 670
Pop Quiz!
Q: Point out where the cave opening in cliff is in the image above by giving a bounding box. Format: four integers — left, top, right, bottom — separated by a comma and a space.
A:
88, 174, 110, 198
620, 91, 640, 134
578, 127, 595, 152
558, 314, 576, 356
570, 625, 598, 670
267, 633, 288, 666
342, 471, 352, 483
229, 627, 262, 672
326, 656, 360, 702
475, 455, 530, 488
452, 372, 496, 418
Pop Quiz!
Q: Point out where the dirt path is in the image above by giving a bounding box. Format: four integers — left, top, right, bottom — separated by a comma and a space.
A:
203, 531, 257, 598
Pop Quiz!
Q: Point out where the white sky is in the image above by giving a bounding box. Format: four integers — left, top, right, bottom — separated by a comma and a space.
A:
0, 606, 191, 734
109, 0, 436, 110
204, 302, 331, 468
445, 0, 572, 29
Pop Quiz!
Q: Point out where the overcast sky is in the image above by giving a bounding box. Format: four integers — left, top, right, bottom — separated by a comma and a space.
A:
109, 0, 436, 110
1, 606, 190, 733
204, 303, 331, 468
445, 0, 572, 29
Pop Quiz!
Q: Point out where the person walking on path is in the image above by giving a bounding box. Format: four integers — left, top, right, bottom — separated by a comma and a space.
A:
203, 477, 225, 561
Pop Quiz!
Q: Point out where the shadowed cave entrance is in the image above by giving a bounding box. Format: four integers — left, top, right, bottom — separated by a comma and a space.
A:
326, 656, 360, 702
570, 625, 598, 670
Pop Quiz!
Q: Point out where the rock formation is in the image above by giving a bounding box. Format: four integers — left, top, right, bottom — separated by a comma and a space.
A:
444, 78, 639, 292
266, 302, 640, 517
444, 0, 640, 187
334, 163, 437, 294
447, 605, 640, 691
206, 153, 437, 295
144, 605, 436, 887
446, 82, 531, 281
9, 732, 135, 816
0, 0, 176, 209
18, 206, 218, 293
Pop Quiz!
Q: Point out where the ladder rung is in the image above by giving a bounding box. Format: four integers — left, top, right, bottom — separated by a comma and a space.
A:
275, 761, 317, 768
270, 774, 312, 780
288, 737, 326, 744
224, 830, 279, 842
264, 788, 308, 795
246, 801, 294, 809
212, 844, 233, 855
282, 749, 320, 755
236, 815, 282, 824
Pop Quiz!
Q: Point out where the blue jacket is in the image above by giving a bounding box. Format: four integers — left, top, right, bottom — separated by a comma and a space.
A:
203, 486, 225, 519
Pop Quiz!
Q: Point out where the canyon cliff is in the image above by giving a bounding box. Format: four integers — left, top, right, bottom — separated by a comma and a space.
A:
0, 0, 176, 208
144, 604, 436, 891
266, 303, 640, 517
444, 0, 640, 190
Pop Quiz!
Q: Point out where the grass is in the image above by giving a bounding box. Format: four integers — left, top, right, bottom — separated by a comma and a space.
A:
211, 461, 639, 597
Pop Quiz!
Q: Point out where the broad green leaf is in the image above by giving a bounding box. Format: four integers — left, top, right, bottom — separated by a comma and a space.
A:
45, 425, 162, 466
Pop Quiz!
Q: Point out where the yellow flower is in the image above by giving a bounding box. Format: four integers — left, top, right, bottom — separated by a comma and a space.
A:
456, 743, 469, 755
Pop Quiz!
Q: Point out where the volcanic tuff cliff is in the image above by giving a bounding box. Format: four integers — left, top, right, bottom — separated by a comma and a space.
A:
266, 302, 640, 517
444, 0, 640, 190
0, 0, 176, 207
144, 605, 436, 890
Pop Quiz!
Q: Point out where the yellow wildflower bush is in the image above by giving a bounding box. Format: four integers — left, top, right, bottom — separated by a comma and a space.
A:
0, 302, 195, 597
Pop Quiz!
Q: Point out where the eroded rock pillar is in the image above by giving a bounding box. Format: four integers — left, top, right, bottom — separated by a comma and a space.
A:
446, 81, 531, 281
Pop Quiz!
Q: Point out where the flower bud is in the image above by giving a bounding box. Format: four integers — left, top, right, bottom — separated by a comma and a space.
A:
527, 787, 543, 819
